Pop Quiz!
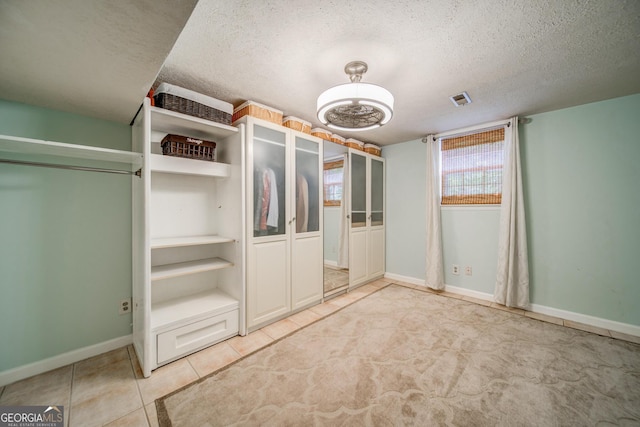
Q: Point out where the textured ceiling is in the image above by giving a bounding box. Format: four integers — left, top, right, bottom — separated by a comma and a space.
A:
1, 0, 639, 146
157, 0, 640, 145
0, 0, 197, 124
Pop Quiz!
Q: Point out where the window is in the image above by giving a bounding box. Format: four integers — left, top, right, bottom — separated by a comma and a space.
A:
440, 127, 504, 205
323, 160, 343, 206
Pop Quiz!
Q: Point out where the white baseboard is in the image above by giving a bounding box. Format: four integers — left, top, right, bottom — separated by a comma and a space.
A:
443, 284, 494, 301
0, 334, 133, 387
384, 272, 640, 338
324, 260, 338, 267
384, 272, 425, 287
528, 303, 640, 337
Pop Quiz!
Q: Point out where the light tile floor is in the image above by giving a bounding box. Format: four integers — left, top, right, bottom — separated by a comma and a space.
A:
1, 278, 638, 427
0, 279, 388, 427
323, 266, 350, 295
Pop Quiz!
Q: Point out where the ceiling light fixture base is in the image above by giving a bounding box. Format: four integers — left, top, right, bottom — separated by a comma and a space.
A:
317, 61, 394, 132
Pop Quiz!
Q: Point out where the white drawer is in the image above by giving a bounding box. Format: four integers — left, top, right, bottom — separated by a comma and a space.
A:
157, 310, 239, 364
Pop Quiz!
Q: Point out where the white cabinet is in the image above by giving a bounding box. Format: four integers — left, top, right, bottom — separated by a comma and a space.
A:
349, 149, 385, 289
238, 116, 323, 330
132, 98, 245, 377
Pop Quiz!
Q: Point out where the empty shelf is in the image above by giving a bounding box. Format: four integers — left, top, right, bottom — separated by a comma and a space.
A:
0, 134, 142, 169
151, 257, 233, 281
151, 235, 234, 249
149, 153, 230, 177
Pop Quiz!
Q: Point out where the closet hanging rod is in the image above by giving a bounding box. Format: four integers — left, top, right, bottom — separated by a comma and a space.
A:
0, 158, 142, 177
295, 146, 318, 155
253, 136, 285, 148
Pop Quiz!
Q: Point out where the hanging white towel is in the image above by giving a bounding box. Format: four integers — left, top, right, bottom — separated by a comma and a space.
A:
266, 168, 279, 229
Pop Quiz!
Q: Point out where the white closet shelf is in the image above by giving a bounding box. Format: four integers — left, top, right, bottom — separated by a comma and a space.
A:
0, 134, 142, 168
151, 235, 234, 249
151, 288, 239, 331
149, 153, 230, 177
151, 257, 233, 281
150, 106, 238, 141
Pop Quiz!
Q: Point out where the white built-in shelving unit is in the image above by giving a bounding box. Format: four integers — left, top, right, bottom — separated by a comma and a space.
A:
132, 98, 245, 377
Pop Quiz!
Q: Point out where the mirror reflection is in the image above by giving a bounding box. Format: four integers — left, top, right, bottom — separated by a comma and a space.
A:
323, 140, 349, 298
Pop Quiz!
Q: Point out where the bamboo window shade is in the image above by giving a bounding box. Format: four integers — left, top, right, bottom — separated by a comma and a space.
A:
324, 159, 344, 206
441, 127, 505, 205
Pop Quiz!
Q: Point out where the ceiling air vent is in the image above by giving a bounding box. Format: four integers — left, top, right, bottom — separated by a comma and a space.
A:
450, 91, 472, 107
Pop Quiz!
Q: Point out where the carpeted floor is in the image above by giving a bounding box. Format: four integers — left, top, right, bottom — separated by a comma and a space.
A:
157, 284, 640, 426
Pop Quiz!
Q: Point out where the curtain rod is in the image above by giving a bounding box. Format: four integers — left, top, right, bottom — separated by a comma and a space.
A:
0, 158, 142, 177
432, 118, 512, 141
423, 117, 529, 142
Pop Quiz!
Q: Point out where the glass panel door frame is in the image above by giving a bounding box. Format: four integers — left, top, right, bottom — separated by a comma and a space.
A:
248, 120, 290, 241
291, 131, 324, 309
349, 149, 368, 228
294, 135, 321, 235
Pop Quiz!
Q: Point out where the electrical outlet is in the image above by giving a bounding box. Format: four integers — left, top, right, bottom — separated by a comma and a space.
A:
465, 266, 472, 276
452, 264, 460, 275
119, 298, 132, 315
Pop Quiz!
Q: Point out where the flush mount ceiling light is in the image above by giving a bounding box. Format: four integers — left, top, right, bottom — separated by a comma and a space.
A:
317, 61, 394, 132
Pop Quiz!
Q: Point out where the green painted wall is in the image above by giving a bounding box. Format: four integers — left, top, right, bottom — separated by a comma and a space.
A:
0, 99, 133, 372
522, 93, 640, 325
383, 139, 426, 280
384, 93, 640, 327
441, 207, 500, 293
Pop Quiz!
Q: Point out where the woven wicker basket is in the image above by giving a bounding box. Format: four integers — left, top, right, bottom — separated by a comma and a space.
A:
155, 94, 232, 124
330, 134, 346, 145
282, 116, 312, 134
364, 143, 381, 156
311, 128, 332, 141
161, 134, 216, 162
346, 138, 365, 151
154, 83, 232, 125
232, 101, 283, 125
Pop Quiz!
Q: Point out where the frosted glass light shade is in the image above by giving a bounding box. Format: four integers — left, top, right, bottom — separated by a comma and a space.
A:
317, 82, 394, 131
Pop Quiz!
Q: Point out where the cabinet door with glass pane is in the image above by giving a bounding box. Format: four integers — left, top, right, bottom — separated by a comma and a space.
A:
350, 151, 368, 228
245, 118, 324, 330
251, 124, 287, 238
349, 150, 385, 288
291, 134, 323, 310
368, 156, 385, 278
349, 150, 369, 287
247, 121, 290, 328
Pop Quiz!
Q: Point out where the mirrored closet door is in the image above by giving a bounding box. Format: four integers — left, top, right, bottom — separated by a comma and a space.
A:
322, 140, 349, 298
